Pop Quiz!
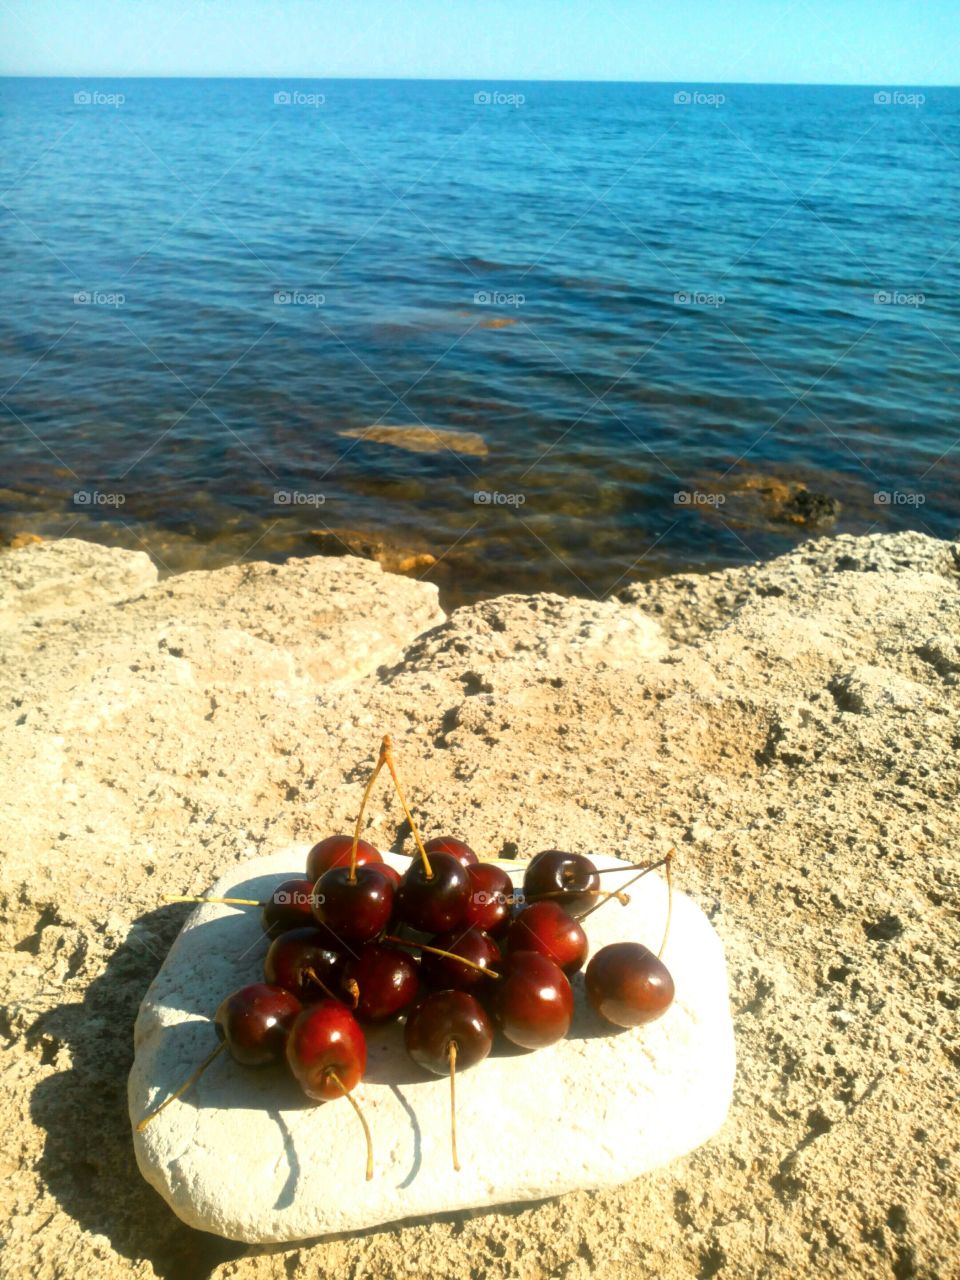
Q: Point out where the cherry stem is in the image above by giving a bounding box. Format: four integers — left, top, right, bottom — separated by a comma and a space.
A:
523, 888, 629, 906
577, 853, 672, 922
136, 1039, 226, 1132
163, 895, 265, 906
343, 978, 360, 1010
303, 966, 341, 1003
449, 1040, 461, 1173
658, 850, 675, 959
382, 934, 501, 979
327, 1069, 373, 1181
381, 735, 433, 879
350, 742, 388, 882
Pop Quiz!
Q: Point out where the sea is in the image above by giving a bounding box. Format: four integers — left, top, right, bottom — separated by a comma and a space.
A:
1, 78, 958, 603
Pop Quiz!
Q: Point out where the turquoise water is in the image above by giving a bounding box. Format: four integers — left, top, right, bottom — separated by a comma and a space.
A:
1, 79, 958, 599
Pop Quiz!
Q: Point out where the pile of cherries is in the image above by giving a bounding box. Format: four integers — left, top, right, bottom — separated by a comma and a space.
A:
138, 737, 675, 1179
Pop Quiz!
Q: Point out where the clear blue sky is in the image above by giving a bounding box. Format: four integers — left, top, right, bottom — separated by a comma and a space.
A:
1, 0, 957, 83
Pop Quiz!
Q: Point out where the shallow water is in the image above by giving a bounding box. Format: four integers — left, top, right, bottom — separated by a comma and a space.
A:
1, 79, 958, 602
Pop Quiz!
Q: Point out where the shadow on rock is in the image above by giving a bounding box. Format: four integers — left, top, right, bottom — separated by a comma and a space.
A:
29, 904, 247, 1280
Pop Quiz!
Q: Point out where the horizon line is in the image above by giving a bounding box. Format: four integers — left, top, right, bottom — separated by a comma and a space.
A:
0, 74, 956, 88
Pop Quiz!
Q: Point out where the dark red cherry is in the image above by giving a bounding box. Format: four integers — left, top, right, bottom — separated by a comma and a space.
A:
306, 834, 382, 881
313, 864, 394, 945
341, 944, 419, 1021
506, 901, 588, 975
419, 927, 501, 991
264, 927, 347, 1002
585, 942, 675, 1027
422, 836, 478, 868
377, 863, 402, 890
285, 1000, 368, 1100
404, 990, 493, 1074
463, 863, 513, 935
397, 852, 470, 933
214, 982, 302, 1066
521, 850, 600, 917
493, 951, 573, 1050
261, 878, 319, 937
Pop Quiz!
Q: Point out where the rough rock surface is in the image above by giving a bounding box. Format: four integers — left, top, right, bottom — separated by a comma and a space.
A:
129, 850, 734, 1242
1, 531, 958, 1279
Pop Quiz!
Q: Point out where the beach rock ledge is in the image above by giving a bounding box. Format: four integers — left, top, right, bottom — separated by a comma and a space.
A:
0, 532, 957, 1280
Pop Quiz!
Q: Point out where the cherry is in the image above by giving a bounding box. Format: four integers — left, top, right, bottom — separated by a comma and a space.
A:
306, 834, 382, 881
585, 942, 675, 1027
419, 927, 501, 991
341, 944, 419, 1021
264, 927, 347, 1002
404, 989, 493, 1171
261, 878, 319, 936
313, 863, 394, 946
214, 982, 304, 1065
405, 990, 493, 1073
397, 851, 471, 933
506, 901, 588, 975
522, 850, 600, 917
422, 836, 478, 868
376, 863, 402, 890
463, 862, 513, 935
286, 1000, 373, 1179
493, 950, 573, 1050
136, 983, 302, 1132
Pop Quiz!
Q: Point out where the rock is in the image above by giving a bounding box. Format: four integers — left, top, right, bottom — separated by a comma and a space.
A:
130, 849, 734, 1243
338, 424, 489, 457
307, 530, 438, 577
6, 531, 44, 549
780, 488, 840, 527
0, 537, 157, 630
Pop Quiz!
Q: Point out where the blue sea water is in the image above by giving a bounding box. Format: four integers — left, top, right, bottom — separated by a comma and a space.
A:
1, 78, 958, 600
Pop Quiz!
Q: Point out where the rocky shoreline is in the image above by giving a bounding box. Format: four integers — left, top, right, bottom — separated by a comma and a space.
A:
1, 532, 957, 1280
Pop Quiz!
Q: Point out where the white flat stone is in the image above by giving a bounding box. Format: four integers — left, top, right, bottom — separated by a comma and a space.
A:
129, 849, 735, 1243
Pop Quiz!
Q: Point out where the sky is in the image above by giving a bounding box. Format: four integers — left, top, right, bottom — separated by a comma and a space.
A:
1, 0, 957, 83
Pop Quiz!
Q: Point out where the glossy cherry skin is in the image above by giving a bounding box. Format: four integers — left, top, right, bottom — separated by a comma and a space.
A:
313, 864, 395, 946
214, 983, 302, 1066
286, 1000, 367, 1100
521, 850, 600, 917
506, 901, 588, 975
405, 990, 493, 1074
261, 878, 319, 937
264, 927, 347, 1002
585, 942, 675, 1027
463, 863, 513, 935
492, 950, 573, 1050
377, 863, 402, 890
419, 927, 501, 992
341, 944, 419, 1021
397, 852, 470, 933
306, 834, 382, 881
422, 836, 479, 868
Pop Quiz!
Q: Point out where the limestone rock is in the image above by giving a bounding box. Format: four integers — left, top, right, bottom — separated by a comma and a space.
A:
130, 850, 734, 1243
0, 537, 157, 629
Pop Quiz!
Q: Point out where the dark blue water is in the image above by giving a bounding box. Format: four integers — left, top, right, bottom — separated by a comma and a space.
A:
1, 78, 958, 600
